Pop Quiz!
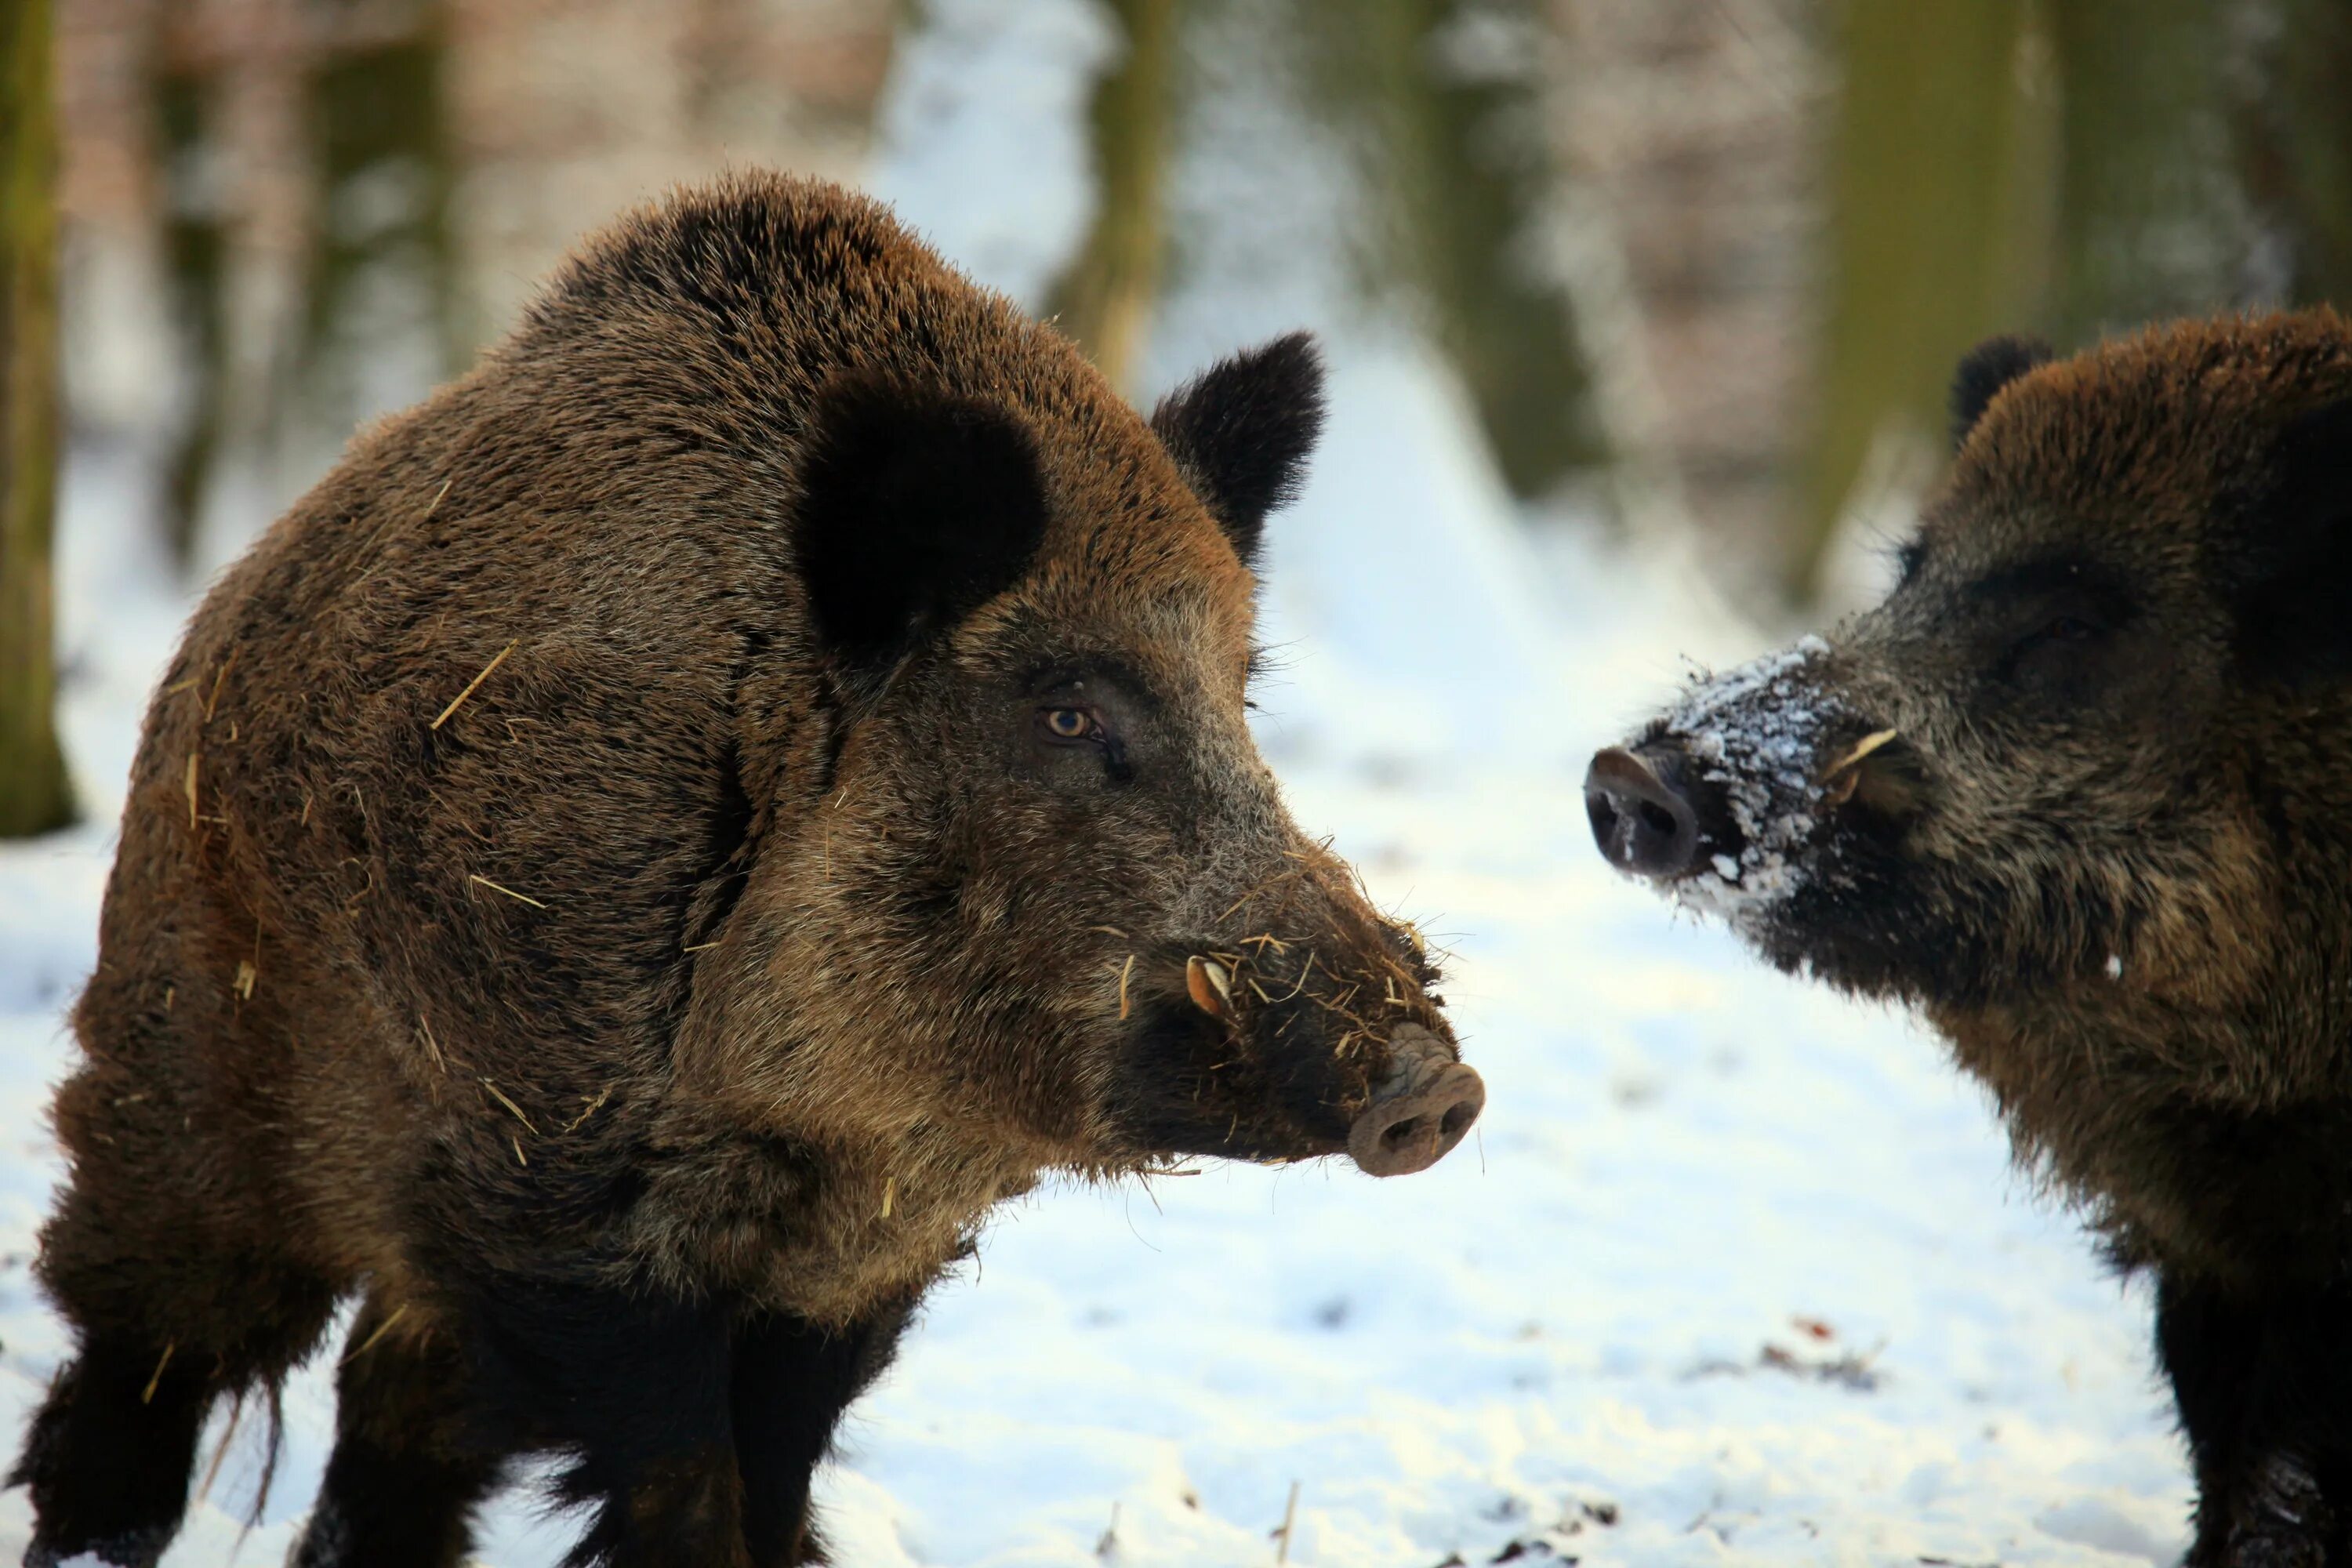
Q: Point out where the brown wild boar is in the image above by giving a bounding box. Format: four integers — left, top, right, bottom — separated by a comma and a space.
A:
1588, 312, 2352, 1566
14, 172, 1483, 1568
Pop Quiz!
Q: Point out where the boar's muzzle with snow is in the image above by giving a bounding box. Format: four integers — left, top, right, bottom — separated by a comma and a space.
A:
1592, 311, 2352, 1566
14, 173, 1478, 1568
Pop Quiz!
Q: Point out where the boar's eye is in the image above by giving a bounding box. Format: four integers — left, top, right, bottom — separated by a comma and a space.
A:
1040, 706, 1099, 742
2001, 606, 2121, 701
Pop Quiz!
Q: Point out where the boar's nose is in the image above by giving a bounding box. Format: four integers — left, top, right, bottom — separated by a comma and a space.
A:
1585, 745, 1707, 879
1348, 1025, 1484, 1178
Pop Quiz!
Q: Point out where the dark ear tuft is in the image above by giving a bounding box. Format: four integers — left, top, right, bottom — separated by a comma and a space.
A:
1949, 336, 2055, 451
1151, 332, 1327, 568
2238, 397, 2352, 686
793, 374, 1048, 668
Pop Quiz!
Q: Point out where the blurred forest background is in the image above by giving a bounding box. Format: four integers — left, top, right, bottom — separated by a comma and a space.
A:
5, 0, 2352, 837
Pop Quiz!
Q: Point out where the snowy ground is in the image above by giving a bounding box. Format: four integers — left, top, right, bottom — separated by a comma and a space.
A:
0, 414, 2198, 1568
0, 6, 2198, 1563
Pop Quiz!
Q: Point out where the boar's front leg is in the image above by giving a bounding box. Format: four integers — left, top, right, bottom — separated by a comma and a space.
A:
732, 1295, 920, 1566
459, 1269, 752, 1568
292, 1294, 506, 1568
2158, 1273, 2349, 1566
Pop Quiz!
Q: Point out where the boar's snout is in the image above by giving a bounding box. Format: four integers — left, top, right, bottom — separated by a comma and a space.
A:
1346, 1025, 1484, 1177
1585, 744, 1733, 880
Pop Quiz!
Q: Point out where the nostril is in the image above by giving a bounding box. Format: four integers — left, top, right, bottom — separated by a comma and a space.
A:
1584, 746, 1706, 880
1348, 1059, 1484, 1178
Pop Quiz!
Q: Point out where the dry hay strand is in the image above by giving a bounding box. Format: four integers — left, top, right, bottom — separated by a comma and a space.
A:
141, 1341, 175, 1404
185, 753, 199, 830
430, 641, 518, 731
417, 1016, 447, 1075
1279, 949, 1316, 1002
561, 1083, 614, 1134
469, 873, 548, 910
204, 647, 239, 723
423, 477, 453, 516
880, 1176, 896, 1220
477, 1078, 540, 1137
195, 1393, 245, 1503
1117, 953, 1137, 1020
337, 1303, 412, 1368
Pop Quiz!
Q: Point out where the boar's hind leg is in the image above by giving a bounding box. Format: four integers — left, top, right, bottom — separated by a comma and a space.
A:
733, 1297, 920, 1566
2158, 1272, 2352, 1566
291, 1295, 505, 1568
456, 1269, 750, 1568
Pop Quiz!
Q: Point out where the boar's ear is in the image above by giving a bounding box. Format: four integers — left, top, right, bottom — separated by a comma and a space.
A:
2237, 397, 2352, 686
1949, 336, 2054, 451
793, 373, 1048, 669
1151, 332, 1327, 568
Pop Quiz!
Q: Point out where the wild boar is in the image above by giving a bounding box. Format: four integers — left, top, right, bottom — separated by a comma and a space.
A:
1590, 311, 2352, 1566
16, 172, 1482, 1568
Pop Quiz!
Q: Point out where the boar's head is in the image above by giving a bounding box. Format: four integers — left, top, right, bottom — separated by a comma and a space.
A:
709, 332, 1478, 1190
1588, 315, 2352, 1128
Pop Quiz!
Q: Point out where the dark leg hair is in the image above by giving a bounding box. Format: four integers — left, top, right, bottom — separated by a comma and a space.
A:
2161, 1269, 2352, 1568
456, 1268, 748, 1568
2158, 1270, 2263, 1566
291, 1296, 506, 1568
733, 1296, 919, 1566
20, 978, 341, 1566
13, 1334, 212, 1568
2228, 1287, 2352, 1568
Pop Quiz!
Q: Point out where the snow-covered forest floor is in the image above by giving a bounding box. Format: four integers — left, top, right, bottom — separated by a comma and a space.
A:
0, 5, 2195, 1563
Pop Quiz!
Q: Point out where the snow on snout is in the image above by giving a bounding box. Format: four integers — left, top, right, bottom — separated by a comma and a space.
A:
1653, 634, 1848, 927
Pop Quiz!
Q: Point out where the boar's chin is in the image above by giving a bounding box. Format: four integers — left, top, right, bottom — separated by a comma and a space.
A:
1102, 996, 1350, 1166
1742, 866, 2053, 1013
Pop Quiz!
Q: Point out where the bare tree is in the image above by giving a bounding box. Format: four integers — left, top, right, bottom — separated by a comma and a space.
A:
1, 0, 74, 837
1049, 0, 1176, 394
1791, 0, 2043, 604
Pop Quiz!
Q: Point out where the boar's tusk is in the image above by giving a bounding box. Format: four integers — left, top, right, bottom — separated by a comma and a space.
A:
1186, 956, 1232, 1018
1820, 728, 1900, 804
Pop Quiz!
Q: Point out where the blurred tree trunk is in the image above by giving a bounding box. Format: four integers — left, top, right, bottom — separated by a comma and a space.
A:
1049, 0, 1175, 393
158, 57, 228, 571
0, 0, 74, 836
1301, 0, 1604, 499
295, 19, 458, 441
2045, 0, 2241, 345
1790, 0, 2044, 604
2238, 0, 2352, 308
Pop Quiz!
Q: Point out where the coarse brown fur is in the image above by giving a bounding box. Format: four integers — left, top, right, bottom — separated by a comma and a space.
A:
1602, 310, 2352, 1566
14, 172, 1472, 1567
